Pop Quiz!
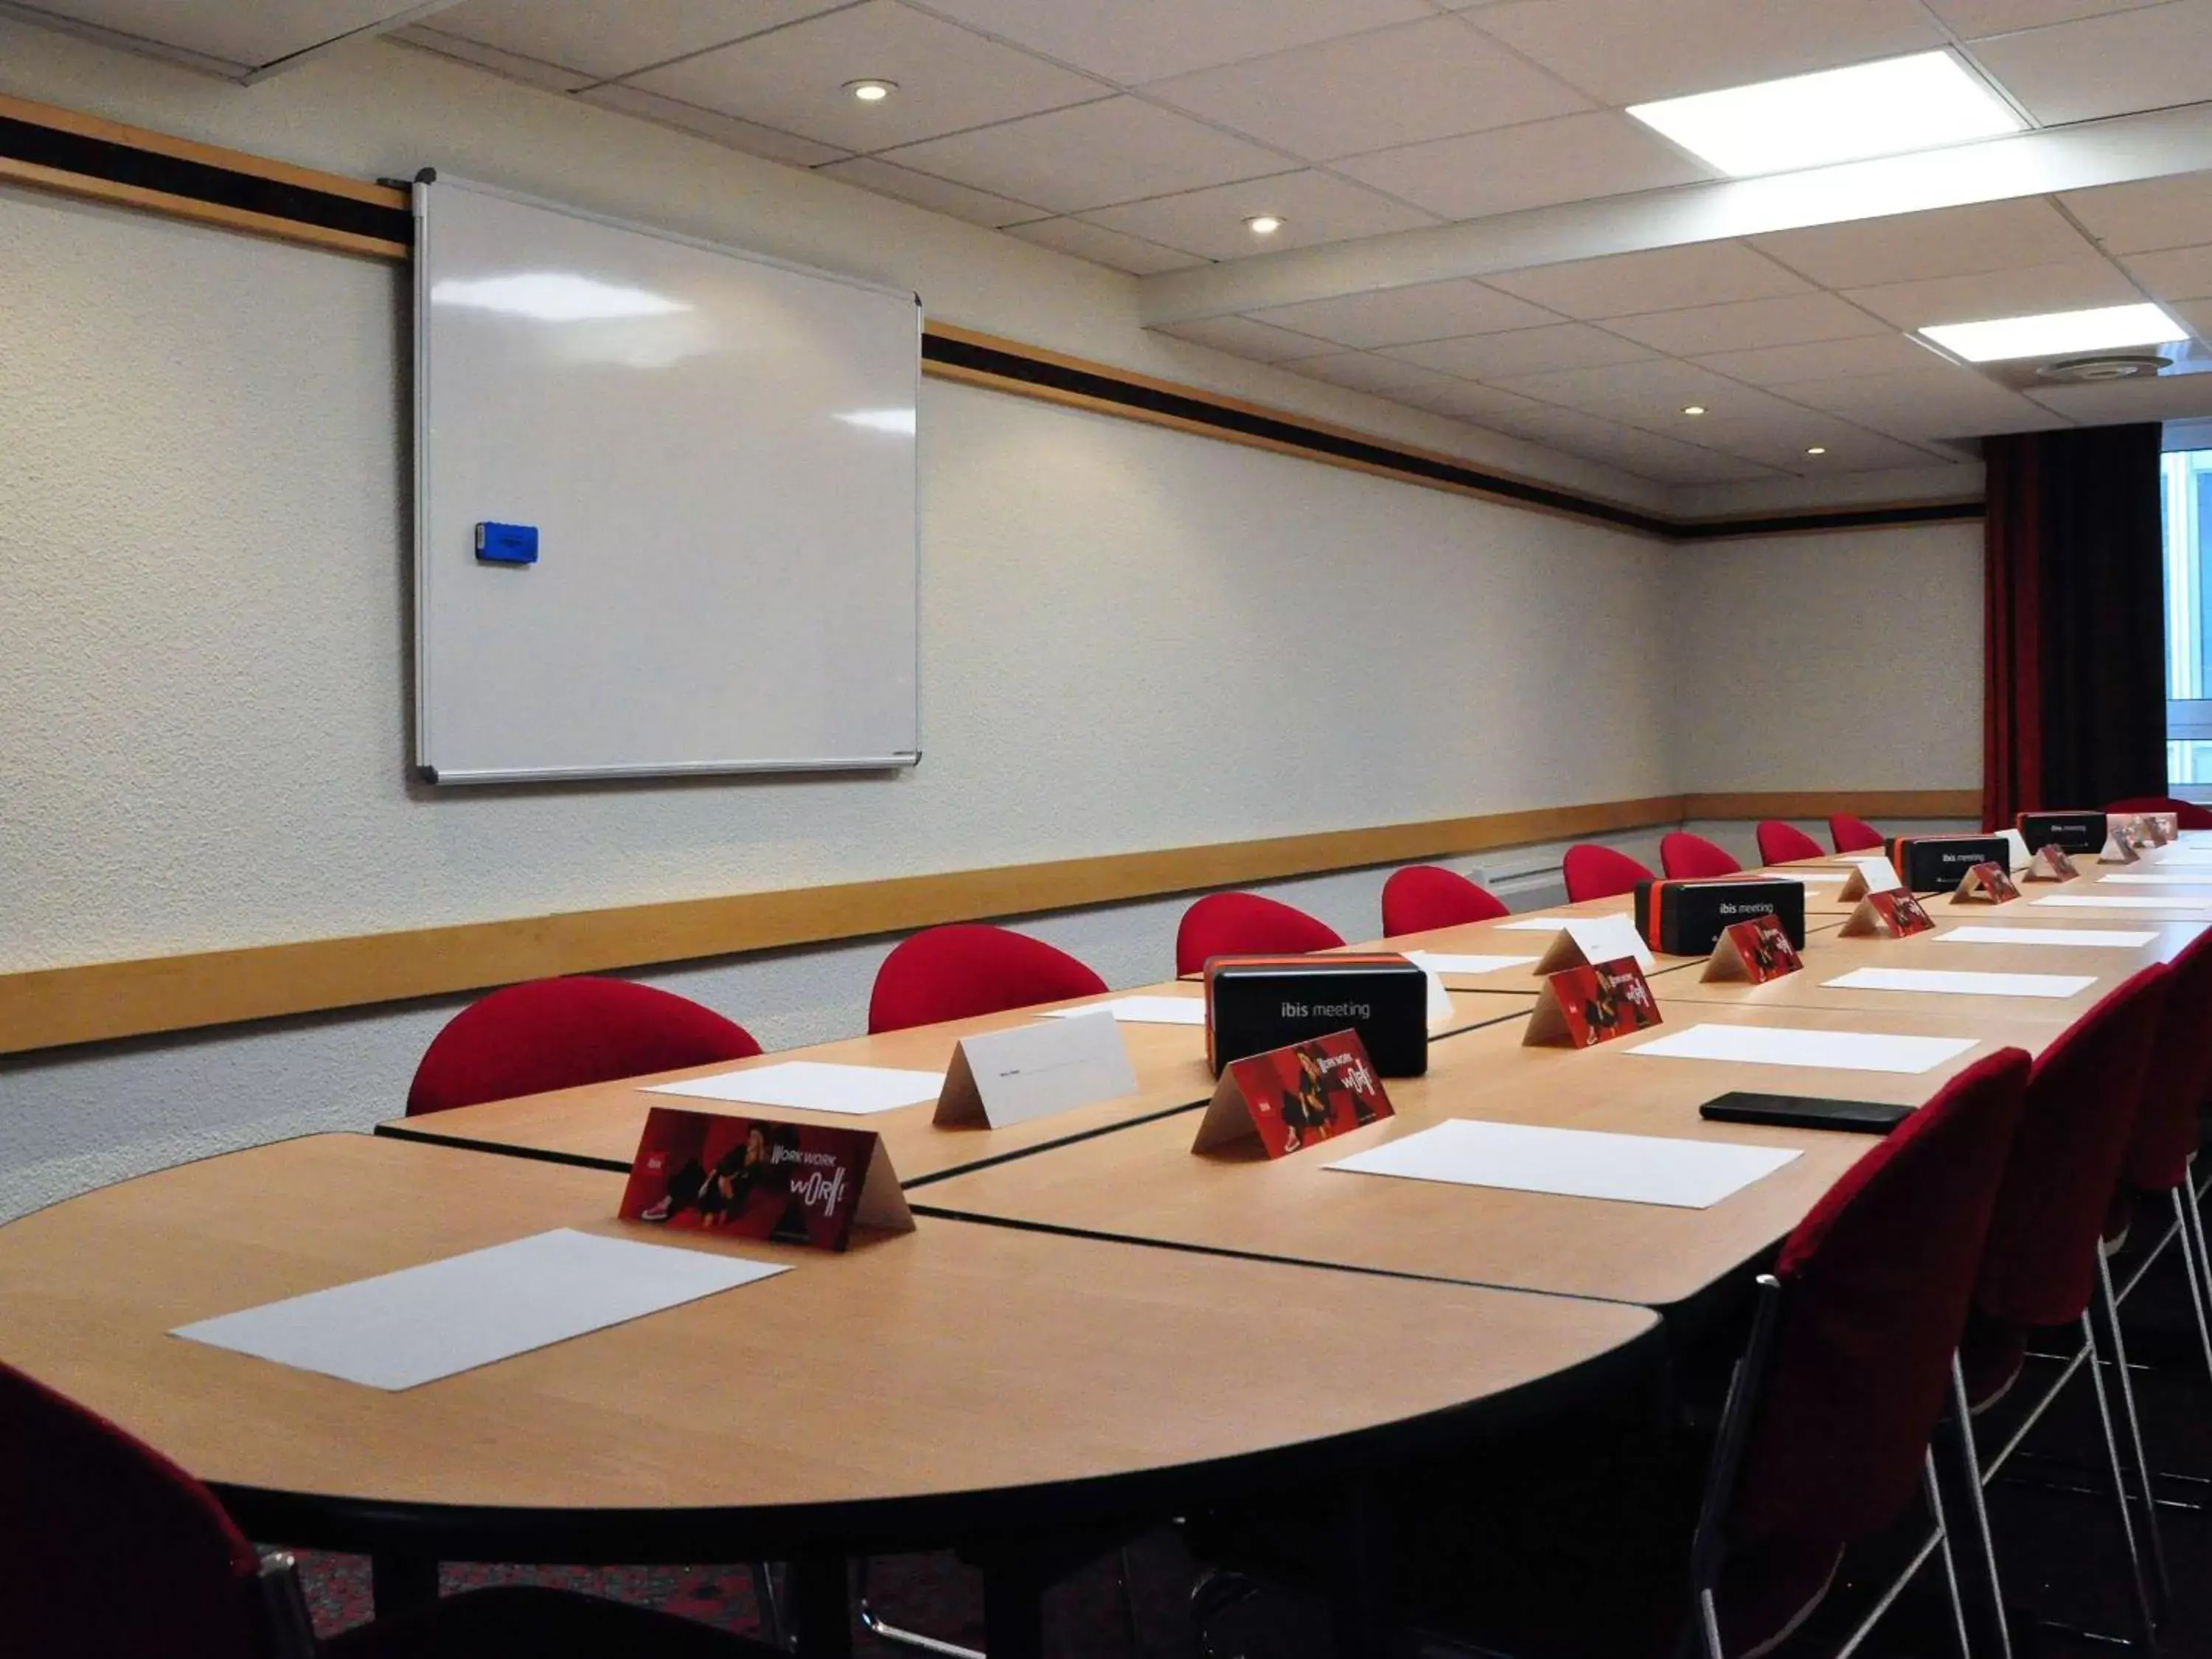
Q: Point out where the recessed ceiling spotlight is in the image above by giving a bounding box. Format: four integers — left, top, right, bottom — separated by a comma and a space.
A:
1627, 50, 2021, 177
1806, 445, 1828, 456
1681, 404, 1706, 417
1245, 214, 1284, 236
845, 79, 895, 102
1919, 302, 2185, 363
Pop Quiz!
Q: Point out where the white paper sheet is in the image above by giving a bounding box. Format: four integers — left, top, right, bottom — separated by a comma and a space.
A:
173, 1229, 785, 1390
2098, 874, 2212, 885
2034, 896, 2212, 911
1823, 967, 2096, 1000
1780, 869, 1844, 883
1938, 926, 2156, 948
1323, 1119, 1798, 1210
1040, 996, 1206, 1026
1495, 914, 1656, 970
1629, 1023, 1979, 1074
1403, 951, 1542, 976
2146, 851, 2212, 864
644, 1060, 945, 1115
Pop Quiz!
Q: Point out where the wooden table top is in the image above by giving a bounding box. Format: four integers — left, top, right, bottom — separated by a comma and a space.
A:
0, 1134, 1656, 1555
914, 999, 2059, 1310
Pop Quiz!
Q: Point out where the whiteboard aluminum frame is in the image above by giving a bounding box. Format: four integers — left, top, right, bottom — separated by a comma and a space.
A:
411, 171, 922, 786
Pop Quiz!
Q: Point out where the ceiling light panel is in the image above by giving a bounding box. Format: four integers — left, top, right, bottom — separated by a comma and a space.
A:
1918, 302, 2185, 361
1627, 51, 2022, 177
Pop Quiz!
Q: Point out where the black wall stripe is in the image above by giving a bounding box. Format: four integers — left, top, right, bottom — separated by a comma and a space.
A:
921, 332, 1984, 543
0, 114, 411, 247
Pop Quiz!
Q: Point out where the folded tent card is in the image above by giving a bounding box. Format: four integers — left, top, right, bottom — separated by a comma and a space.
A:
1516, 914, 1656, 974
2025, 845, 2079, 882
1525, 956, 1663, 1048
1701, 914, 1804, 984
1839, 888, 1937, 939
1192, 1029, 1394, 1156
936, 1010, 1138, 1128
622, 1107, 913, 1249
1836, 855, 1906, 902
1950, 861, 2021, 905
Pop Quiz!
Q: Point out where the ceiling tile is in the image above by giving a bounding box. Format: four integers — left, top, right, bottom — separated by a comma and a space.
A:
1597, 293, 1889, 356
1287, 352, 1458, 396
2062, 173, 2212, 255
2025, 372, 2212, 423
876, 97, 1288, 212
1464, 0, 1943, 104
1143, 16, 1589, 161
414, 0, 844, 78
815, 156, 1046, 226
1677, 414, 1942, 473
2119, 243, 2212, 301
1383, 321, 1660, 378
1842, 258, 2145, 328
29, 0, 431, 68
1246, 280, 1559, 347
1334, 111, 1715, 222
1467, 401, 1782, 481
1485, 358, 1808, 423
625, 1, 1106, 151
1484, 243, 1812, 319
1775, 364, 2065, 437
1749, 199, 2098, 290
1927, 0, 2168, 35
395, 26, 595, 91
1082, 171, 1436, 261
999, 215, 1202, 274
577, 84, 852, 164
1688, 332, 1952, 386
1968, 1, 2212, 125
1393, 380, 1560, 425
1154, 315, 1339, 361
907, 0, 1436, 84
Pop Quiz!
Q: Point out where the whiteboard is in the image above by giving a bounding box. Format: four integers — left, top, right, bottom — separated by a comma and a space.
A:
413, 174, 919, 784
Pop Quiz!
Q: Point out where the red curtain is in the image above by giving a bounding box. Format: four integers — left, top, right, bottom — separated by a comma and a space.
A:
1982, 425, 2167, 829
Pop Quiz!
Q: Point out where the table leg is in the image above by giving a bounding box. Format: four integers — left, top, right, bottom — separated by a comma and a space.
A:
370, 1552, 439, 1618
790, 1554, 853, 1659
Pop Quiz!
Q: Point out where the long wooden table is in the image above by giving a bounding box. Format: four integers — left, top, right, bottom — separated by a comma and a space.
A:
0, 1133, 1658, 1658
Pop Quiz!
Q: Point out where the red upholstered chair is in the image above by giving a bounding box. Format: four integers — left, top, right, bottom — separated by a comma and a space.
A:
1380, 865, 1510, 936
869, 923, 1107, 1034
2109, 793, 2212, 830
407, 978, 759, 1116
0, 1357, 774, 1659
1175, 892, 1344, 978
1660, 832, 1743, 880
1829, 813, 1885, 853
1755, 821, 1826, 866
1561, 843, 1654, 903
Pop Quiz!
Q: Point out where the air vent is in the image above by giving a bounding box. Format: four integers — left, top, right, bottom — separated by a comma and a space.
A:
2034, 353, 2173, 383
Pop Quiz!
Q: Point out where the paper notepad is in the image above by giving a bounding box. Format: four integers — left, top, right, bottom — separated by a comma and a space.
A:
173, 1229, 785, 1390
1324, 1119, 1798, 1210
645, 1060, 945, 1115
1938, 927, 2156, 948
1630, 1023, 1979, 1074
1823, 967, 2095, 1000
1041, 996, 1206, 1026
2034, 896, 2212, 911
1404, 951, 1541, 976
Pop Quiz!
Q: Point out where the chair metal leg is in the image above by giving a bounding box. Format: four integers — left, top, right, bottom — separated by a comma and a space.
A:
1938, 1357, 2012, 1659
857, 1554, 987, 1659
2081, 1310, 2160, 1649
1114, 1545, 1141, 1652
1697, 1587, 1725, 1659
2184, 1169, 2212, 1377
751, 1561, 787, 1648
2170, 1187, 2212, 1396
1921, 1453, 1975, 1659
2097, 1250, 2173, 1610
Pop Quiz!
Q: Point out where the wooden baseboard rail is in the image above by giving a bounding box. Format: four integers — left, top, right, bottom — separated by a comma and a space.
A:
0, 790, 1979, 1058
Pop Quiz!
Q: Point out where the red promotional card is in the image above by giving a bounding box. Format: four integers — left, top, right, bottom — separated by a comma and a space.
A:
1843, 889, 1937, 938
1953, 860, 2020, 905
619, 1108, 912, 1251
2026, 844, 2079, 882
1524, 957, 1663, 1048
1191, 1029, 1394, 1156
1705, 914, 1804, 984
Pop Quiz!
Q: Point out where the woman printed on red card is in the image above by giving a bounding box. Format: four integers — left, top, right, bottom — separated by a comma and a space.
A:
639, 1123, 770, 1225
1276, 1046, 1334, 1152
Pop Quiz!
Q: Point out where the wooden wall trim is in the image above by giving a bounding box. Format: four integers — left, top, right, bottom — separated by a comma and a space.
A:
0, 790, 1989, 1058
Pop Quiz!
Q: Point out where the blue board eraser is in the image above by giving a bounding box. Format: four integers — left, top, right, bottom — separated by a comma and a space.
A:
475, 522, 538, 565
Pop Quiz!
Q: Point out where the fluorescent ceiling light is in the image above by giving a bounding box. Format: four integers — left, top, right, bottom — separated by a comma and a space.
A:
1919, 303, 2185, 363
836, 408, 917, 434
429, 274, 689, 323
1628, 51, 2023, 177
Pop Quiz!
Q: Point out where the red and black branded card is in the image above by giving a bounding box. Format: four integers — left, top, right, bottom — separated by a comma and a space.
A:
619, 1108, 911, 1251
1525, 957, 1663, 1048
1705, 914, 1804, 984
1953, 860, 2020, 905
2025, 844, 2079, 881
1192, 1029, 1394, 1156
1842, 888, 1937, 939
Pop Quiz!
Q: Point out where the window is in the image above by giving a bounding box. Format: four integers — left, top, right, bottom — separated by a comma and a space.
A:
2162, 441, 2212, 801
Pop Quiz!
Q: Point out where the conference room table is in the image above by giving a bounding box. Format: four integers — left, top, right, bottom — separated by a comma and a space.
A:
0, 1132, 1658, 1659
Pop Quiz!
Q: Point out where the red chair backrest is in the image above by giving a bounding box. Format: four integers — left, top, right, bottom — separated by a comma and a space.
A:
1660, 832, 1743, 880
407, 977, 761, 1116
1731, 1048, 2029, 1545
1829, 814, 1885, 853
1561, 843, 1654, 903
2128, 932, 2212, 1194
0, 1359, 265, 1658
1978, 966, 2170, 1327
869, 924, 1107, 1034
1380, 866, 1509, 936
1755, 821, 1826, 866
2108, 794, 2212, 830
1175, 892, 1344, 978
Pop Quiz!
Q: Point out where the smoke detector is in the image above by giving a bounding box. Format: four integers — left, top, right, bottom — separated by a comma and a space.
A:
2034, 353, 2174, 383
